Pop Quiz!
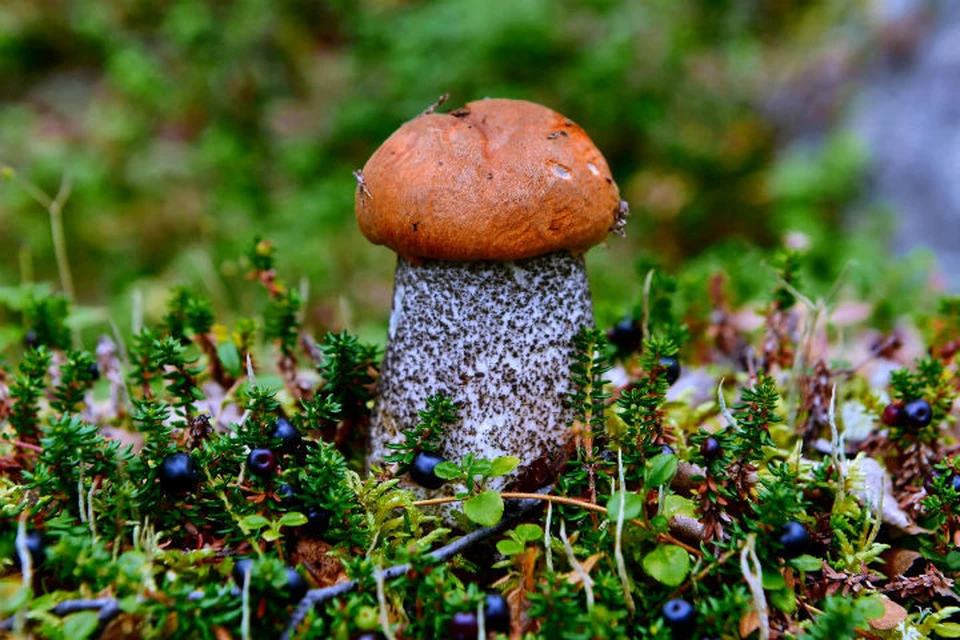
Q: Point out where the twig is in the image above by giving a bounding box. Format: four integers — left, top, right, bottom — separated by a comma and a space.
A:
0, 599, 119, 632
279, 489, 548, 640
559, 518, 594, 611
740, 534, 769, 640
414, 491, 702, 556
414, 491, 606, 513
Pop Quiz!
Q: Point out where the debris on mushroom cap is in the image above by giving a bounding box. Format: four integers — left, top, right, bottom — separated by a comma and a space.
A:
355, 98, 623, 262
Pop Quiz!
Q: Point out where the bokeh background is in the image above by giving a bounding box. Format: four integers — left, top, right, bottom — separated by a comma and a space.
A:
0, 0, 953, 348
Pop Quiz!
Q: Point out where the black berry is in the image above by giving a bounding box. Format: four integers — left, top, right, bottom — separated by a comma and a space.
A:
700, 437, 721, 461
660, 444, 675, 456
903, 398, 932, 428
409, 451, 446, 490
659, 356, 681, 385
305, 507, 332, 534
158, 452, 200, 495
662, 598, 695, 633
270, 417, 302, 453
607, 317, 642, 353
12, 530, 46, 570
276, 483, 297, 507
484, 593, 510, 633
953, 475, 960, 493
778, 521, 810, 558
248, 448, 278, 476
351, 634, 387, 640
23, 330, 38, 349
449, 611, 479, 640
881, 403, 904, 427
285, 567, 308, 601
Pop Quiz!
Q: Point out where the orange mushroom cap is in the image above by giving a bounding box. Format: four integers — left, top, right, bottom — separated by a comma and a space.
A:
355, 98, 623, 262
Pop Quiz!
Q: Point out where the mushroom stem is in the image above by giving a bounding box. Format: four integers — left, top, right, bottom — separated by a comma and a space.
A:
370, 251, 594, 492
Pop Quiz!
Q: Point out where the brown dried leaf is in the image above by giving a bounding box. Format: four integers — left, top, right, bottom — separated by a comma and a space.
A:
867, 597, 908, 631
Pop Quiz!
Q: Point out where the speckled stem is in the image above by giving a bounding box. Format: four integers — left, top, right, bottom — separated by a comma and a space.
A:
370, 251, 594, 496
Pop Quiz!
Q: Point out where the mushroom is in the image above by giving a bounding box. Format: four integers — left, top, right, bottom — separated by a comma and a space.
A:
356, 98, 626, 495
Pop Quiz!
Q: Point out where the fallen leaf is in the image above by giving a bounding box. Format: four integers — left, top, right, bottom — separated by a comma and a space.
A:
868, 597, 908, 630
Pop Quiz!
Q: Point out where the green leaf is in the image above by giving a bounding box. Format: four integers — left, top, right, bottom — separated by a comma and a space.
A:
217, 341, 242, 376
947, 550, 960, 570
788, 554, 822, 572
262, 529, 281, 542
645, 453, 678, 488
934, 623, 960, 638
118, 595, 140, 614
856, 595, 886, 620
762, 571, 786, 591
433, 461, 462, 480
642, 545, 690, 587
471, 459, 492, 477
464, 490, 504, 526
514, 524, 543, 542
279, 512, 308, 528
239, 514, 270, 530
0, 579, 29, 614
489, 456, 520, 477
496, 540, 523, 556
663, 494, 697, 518
63, 611, 100, 640
606, 491, 644, 522
768, 587, 796, 614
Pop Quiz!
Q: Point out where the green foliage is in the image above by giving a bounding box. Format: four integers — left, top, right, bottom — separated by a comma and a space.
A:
293, 439, 368, 548
23, 293, 71, 350
263, 288, 302, 358
614, 336, 678, 465
165, 286, 215, 344
729, 374, 780, 463
433, 454, 520, 526
384, 393, 458, 468
8, 345, 50, 441
772, 250, 802, 310
317, 330, 377, 419
802, 594, 883, 640
569, 327, 612, 464
154, 336, 204, 418
49, 350, 98, 415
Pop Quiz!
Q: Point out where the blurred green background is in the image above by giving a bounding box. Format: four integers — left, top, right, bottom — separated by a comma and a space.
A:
0, 0, 931, 348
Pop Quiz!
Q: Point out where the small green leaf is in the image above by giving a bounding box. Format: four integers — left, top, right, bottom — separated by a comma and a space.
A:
496, 540, 523, 556
262, 529, 281, 542
947, 550, 960, 570
645, 453, 678, 488
768, 587, 796, 614
217, 341, 242, 376
0, 579, 29, 614
606, 491, 644, 522
279, 512, 308, 528
489, 456, 520, 477
464, 490, 504, 526
788, 554, 822, 572
642, 545, 690, 587
762, 571, 786, 590
856, 595, 886, 620
934, 623, 960, 638
239, 514, 270, 530
118, 595, 140, 613
514, 524, 543, 542
433, 462, 462, 480
471, 459, 492, 477
63, 611, 100, 640
663, 494, 697, 518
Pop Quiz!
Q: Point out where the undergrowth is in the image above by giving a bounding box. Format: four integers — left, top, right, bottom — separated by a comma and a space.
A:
0, 236, 959, 640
